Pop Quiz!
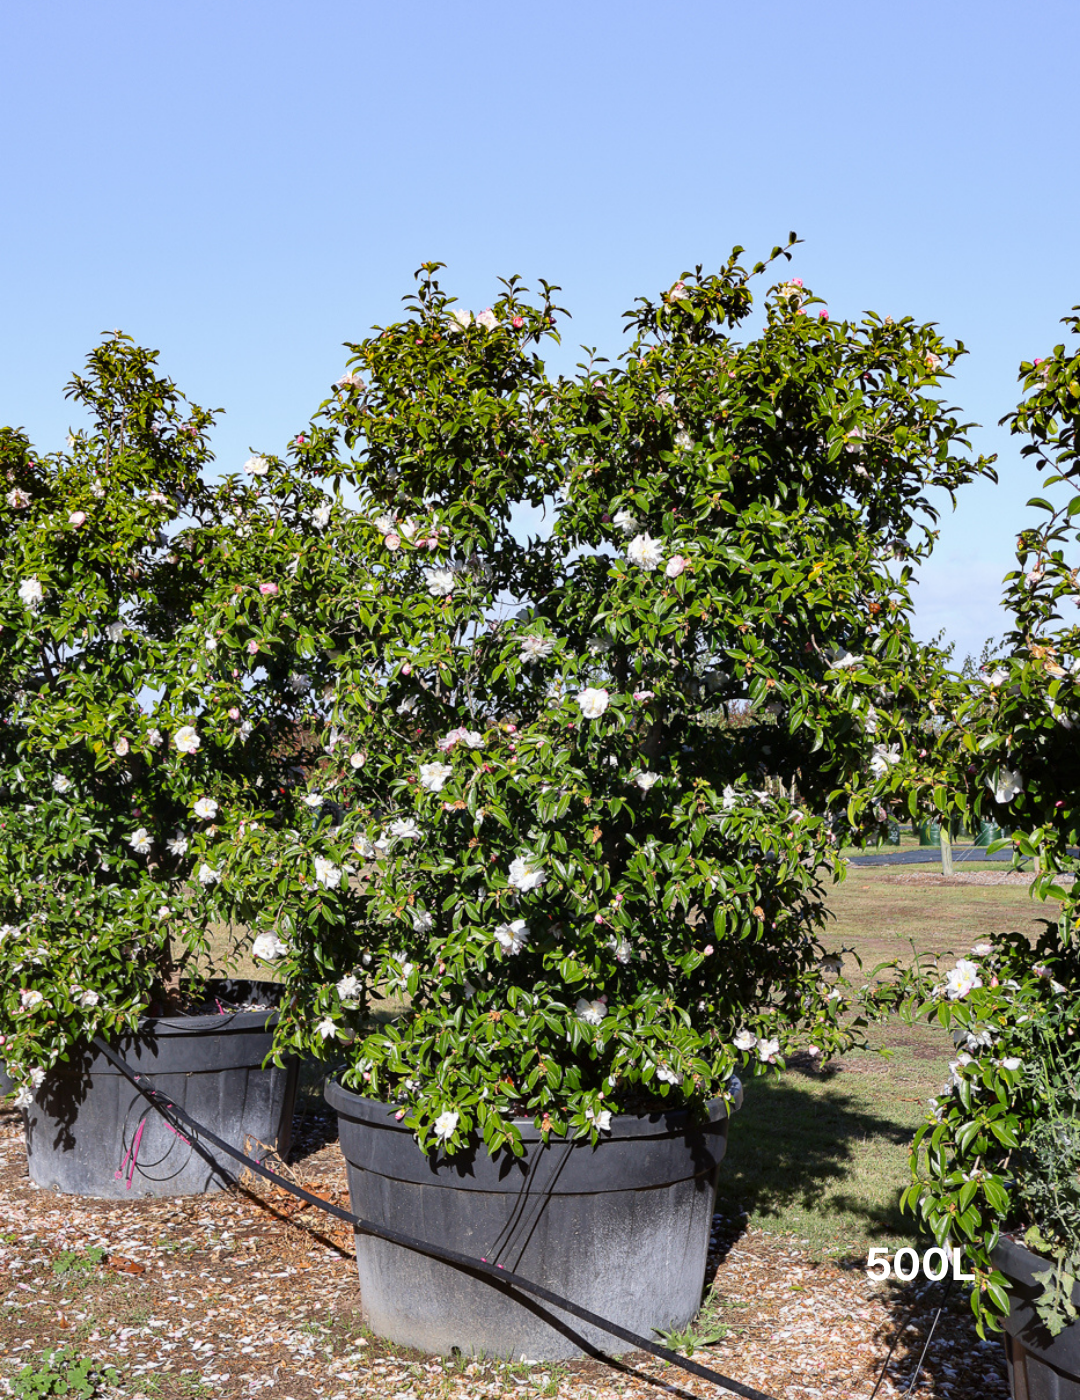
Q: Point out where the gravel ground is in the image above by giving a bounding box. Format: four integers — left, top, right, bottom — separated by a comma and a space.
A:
0, 1099, 1013, 1400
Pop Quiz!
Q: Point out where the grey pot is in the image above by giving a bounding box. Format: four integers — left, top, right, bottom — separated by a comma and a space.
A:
993, 1234, 1080, 1398
326, 1077, 741, 1360
24, 979, 298, 1199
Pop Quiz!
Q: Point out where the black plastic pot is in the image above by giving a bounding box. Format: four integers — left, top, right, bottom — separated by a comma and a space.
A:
993, 1234, 1080, 1398
326, 1078, 741, 1360
23, 980, 298, 1199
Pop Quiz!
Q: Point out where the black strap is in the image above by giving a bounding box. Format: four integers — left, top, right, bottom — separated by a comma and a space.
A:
91, 1036, 777, 1400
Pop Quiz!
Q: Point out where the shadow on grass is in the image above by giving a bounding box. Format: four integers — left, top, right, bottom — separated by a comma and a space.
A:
715, 1068, 924, 1264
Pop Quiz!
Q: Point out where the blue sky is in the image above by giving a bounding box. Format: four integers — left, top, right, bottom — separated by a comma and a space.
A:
3, 0, 1077, 663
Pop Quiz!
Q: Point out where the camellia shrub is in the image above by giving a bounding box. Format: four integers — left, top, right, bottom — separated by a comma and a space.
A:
0, 336, 342, 1100
229, 242, 993, 1158
894, 309, 1080, 1334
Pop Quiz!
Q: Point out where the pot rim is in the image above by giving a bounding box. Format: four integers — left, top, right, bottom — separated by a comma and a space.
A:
133, 977, 285, 1036
325, 1074, 742, 1141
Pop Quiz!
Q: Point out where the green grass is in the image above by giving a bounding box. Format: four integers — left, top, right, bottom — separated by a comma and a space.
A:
713, 863, 1063, 1262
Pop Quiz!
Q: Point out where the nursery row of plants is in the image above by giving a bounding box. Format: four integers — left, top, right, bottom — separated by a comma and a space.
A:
1, 239, 1079, 1372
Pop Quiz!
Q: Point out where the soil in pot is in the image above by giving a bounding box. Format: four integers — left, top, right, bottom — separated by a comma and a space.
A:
326, 1078, 741, 1361
23, 979, 298, 1199
993, 1233, 1080, 1399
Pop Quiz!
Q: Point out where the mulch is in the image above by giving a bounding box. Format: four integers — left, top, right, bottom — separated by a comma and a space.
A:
0, 1099, 1012, 1400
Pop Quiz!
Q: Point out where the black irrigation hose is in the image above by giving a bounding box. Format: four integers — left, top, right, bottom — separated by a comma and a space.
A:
91, 1036, 777, 1400
866, 1275, 953, 1400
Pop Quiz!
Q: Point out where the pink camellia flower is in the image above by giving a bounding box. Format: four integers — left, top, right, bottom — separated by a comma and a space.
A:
247, 640, 259, 655
594, 914, 605, 925
665, 555, 688, 579
228, 707, 241, 721
259, 582, 279, 596
401, 663, 412, 676
633, 690, 655, 702
819, 310, 829, 321
69, 511, 87, 527
512, 315, 524, 328
384, 532, 401, 551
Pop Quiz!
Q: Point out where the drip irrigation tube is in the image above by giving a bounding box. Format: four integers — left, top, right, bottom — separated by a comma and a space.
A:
91, 1036, 777, 1400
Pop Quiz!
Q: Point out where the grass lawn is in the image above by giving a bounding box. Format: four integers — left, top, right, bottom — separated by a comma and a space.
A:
715, 865, 1061, 1263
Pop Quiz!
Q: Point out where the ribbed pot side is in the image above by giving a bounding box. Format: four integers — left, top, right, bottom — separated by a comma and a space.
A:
24, 980, 298, 1199
326, 1079, 741, 1361
993, 1234, 1080, 1400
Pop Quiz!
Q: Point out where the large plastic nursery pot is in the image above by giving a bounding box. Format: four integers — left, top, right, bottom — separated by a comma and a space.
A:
325, 1077, 742, 1361
992, 1234, 1080, 1399
23, 980, 298, 1199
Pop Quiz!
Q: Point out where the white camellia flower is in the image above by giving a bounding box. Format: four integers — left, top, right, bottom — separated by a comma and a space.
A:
494, 919, 530, 954
449, 308, 472, 331
1000, 1057, 1023, 1072
18, 577, 44, 609
634, 771, 660, 792
316, 1017, 337, 1041
656, 1065, 682, 1086
193, 797, 218, 820
575, 998, 606, 1025
970, 943, 993, 957
396, 695, 419, 716
128, 828, 153, 854
157, 906, 172, 921
167, 833, 189, 857
252, 932, 287, 961
349, 751, 366, 768
336, 370, 365, 390
945, 959, 982, 1000
5, 487, 30, 508
674, 430, 693, 450
79, 990, 100, 1009
411, 909, 434, 933
311, 503, 332, 529
288, 671, 312, 694
757, 1037, 781, 1062
303, 793, 324, 808
239, 720, 254, 742
586, 1108, 613, 1132
336, 974, 362, 1002
576, 687, 609, 720
626, 533, 664, 570
476, 308, 498, 331
869, 744, 900, 778
204, 632, 218, 653
105, 621, 124, 642
433, 1109, 459, 1140
611, 936, 632, 963
52, 774, 72, 794
722, 785, 738, 810
114, 736, 131, 758
314, 856, 343, 889
612, 508, 639, 534
174, 725, 201, 754
733, 1029, 756, 1051
244, 455, 270, 476
198, 862, 221, 886
665, 555, 688, 579
13, 1086, 33, 1109
389, 818, 422, 841
419, 761, 453, 792
519, 634, 556, 664
985, 667, 1009, 687
146, 728, 163, 748
990, 768, 1023, 804
829, 648, 862, 669
20, 989, 44, 1010
0, 924, 18, 942
354, 834, 377, 858
425, 567, 455, 597
508, 856, 546, 893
